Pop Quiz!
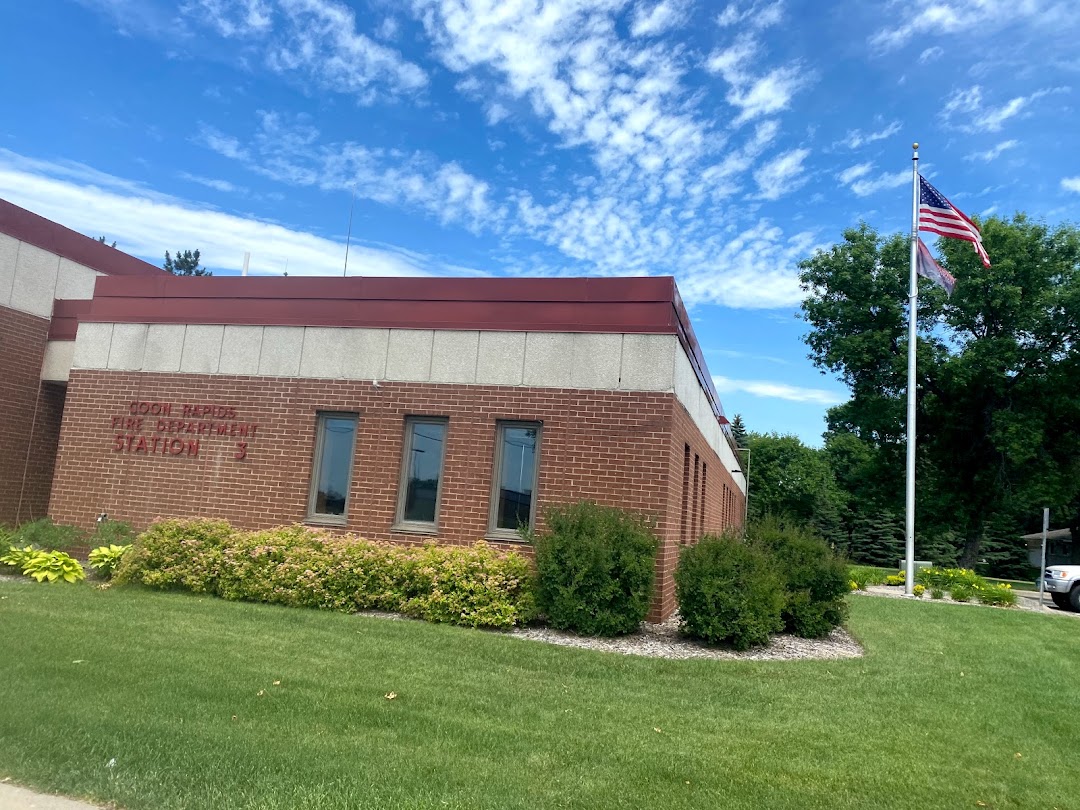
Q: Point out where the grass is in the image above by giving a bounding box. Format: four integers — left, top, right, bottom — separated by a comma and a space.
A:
1, 583, 1078, 810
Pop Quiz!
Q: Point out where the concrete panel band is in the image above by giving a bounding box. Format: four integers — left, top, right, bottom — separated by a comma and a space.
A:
71, 322, 741, 487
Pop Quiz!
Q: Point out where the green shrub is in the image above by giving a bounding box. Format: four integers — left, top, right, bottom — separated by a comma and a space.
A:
88, 544, 132, 578
1, 545, 39, 572
884, 572, 906, 586
916, 567, 983, 591
751, 521, 848, 638
675, 533, 785, 650
930, 588, 944, 600
91, 520, 135, 548
116, 519, 537, 629
848, 566, 890, 589
114, 518, 234, 593
21, 550, 85, 584
531, 501, 658, 636
913, 584, 926, 598
975, 583, 1017, 607
403, 542, 537, 628
950, 584, 974, 602
9, 518, 84, 551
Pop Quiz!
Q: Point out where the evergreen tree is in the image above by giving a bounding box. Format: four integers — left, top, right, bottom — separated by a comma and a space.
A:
730, 414, 748, 447
164, 249, 211, 276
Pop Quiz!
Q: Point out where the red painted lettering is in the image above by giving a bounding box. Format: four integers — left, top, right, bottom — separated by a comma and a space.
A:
235, 441, 247, 461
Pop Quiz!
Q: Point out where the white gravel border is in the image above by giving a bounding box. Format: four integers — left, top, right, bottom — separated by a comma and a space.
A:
506, 612, 862, 661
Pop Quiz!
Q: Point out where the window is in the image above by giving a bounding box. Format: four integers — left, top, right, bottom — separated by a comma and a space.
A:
691, 454, 700, 541
395, 417, 448, 531
680, 444, 690, 543
700, 462, 707, 534
307, 413, 358, 524
489, 422, 542, 537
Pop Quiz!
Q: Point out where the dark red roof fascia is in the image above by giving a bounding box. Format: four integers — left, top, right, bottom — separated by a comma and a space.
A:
0, 198, 164, 278
49, 299, 92, 341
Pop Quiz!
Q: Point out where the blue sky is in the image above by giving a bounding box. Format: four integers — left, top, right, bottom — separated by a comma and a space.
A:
1, 0, 1078, 445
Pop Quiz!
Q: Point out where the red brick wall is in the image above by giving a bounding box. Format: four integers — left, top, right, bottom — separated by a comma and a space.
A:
0, 305, 65, 526
652, 400, 746, 618
50, 369, 742, 619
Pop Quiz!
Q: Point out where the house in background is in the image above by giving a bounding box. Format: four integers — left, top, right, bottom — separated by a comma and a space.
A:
0, 197, 746, 620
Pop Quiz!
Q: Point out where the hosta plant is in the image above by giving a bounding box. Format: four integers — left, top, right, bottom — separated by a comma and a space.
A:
1, 545, 40, 571
21, 550, 85, 583
88, 544, 132, 578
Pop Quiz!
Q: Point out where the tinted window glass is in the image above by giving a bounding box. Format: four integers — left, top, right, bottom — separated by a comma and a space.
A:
496, 426, 538, 530
314, 416, 356, 516
402, 421, 446, 524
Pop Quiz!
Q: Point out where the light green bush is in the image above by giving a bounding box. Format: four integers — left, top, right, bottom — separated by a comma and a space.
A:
21, 550, 85, 583
117, 519, 537, 629
113, 518, 235, 592
88, 544, 132, 578
1, 545, 39, 572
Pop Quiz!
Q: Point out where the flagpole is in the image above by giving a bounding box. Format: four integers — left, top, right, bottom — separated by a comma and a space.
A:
904, 143, 920, 596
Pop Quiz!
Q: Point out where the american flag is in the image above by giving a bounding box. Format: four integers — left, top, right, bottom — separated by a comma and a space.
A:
916, 238, 956, 296
918, 176, 990, 267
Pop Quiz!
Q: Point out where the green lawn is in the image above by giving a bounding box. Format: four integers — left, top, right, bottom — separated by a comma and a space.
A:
1, 583, 1077, 810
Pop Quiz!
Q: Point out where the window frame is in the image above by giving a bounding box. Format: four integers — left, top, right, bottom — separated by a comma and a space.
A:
305, 411, 359, 526
393, 415, 449, 534
487, 420, 543, 541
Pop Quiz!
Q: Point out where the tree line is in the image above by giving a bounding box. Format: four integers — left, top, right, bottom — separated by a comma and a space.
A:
739, 214, 1080, 578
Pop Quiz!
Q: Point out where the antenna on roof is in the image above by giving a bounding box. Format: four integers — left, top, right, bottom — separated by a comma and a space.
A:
343, 185, 356, 278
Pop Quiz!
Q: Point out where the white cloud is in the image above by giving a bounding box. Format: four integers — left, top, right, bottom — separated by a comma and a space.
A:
870, 0, 1072, 52
716, 0, 784, 29
177, 172, 243, 193
188, 0, 273, 37
726, 65, 810, 124
195, 111, 499, 233
266, 0, 427, 102
0, 152, 457, 278
194, 123, 251, 160
171, 0, 428, 103
941, 84, 1070, 133
964, 139, 1019, 162
837, 162, 872, 185
754, 148, 810, 200
713, 375, 846, 405
629, 0, 689, 36
415, 0, 709, 176
918, 46, 943, 63
837, 162, 908, 197
841, 120, 900, 149
1062, 177, 1080, 193
706, 22, 811, 124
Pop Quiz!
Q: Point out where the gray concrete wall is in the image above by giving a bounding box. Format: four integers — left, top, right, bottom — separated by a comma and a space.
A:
0, 232, 102, 320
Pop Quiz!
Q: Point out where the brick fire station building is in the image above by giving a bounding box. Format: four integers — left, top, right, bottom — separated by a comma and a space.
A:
0, 198, 745, 619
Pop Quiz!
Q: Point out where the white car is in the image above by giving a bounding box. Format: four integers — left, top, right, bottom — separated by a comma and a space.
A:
1043, 565, 1080, 611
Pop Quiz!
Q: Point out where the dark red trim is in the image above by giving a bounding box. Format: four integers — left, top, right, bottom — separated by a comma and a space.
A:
0, 198, 164, 278
48, 299, 92, 341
